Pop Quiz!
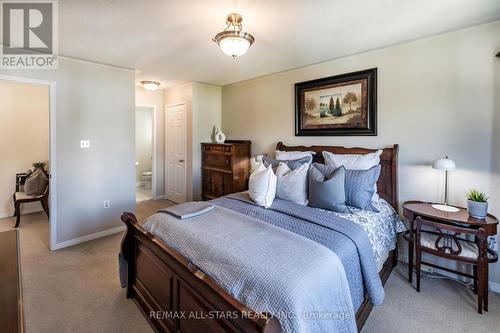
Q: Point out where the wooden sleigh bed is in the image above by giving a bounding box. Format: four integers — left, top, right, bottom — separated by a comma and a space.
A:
120, 142, 399, 333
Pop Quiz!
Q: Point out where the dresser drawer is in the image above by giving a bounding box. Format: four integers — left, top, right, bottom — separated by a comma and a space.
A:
203, 144, 233, 153
202, 170, 232, 200
202, 152, 232, 171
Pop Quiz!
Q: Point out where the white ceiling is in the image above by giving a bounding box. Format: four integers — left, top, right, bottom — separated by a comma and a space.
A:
59, 0, 500, 88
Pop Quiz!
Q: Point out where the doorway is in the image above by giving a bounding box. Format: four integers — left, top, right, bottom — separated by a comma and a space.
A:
165, 103, 187, 203
0, 75, 56, 249
135, 105, 156, 202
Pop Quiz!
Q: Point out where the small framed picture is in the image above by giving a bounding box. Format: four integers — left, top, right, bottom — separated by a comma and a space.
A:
295, 68, 377, 136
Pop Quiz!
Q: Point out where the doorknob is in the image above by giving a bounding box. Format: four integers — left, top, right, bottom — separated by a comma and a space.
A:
179, 159, 185, 163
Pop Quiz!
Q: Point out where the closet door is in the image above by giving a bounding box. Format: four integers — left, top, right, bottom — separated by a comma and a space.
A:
164, 104, 186, 203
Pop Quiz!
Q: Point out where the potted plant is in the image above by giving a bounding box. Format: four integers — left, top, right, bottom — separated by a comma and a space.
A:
466, 189, 489, 219
32, 161, 47, 172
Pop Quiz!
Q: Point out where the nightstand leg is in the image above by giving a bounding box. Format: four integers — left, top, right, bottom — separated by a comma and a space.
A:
478, 262, 484, 314
473, 265, 478, 295
408, 228, 414, 284
484, 262, 489, 312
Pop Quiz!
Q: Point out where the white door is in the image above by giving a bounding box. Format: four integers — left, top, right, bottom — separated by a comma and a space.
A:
165, 104, 187, 203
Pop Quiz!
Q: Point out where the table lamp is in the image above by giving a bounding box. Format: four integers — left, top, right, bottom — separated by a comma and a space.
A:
432, 156, 459, 212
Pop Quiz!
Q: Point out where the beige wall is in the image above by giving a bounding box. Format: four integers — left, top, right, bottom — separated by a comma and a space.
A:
0, 57, 136, 248
222, 21, 500, 285
490, 42, 500, 286
135, 87, 164, 196
0, 80, 49, 217
192, 82, 222, 200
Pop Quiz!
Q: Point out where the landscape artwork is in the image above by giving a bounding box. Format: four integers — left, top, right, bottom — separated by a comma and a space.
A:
295, 68, 377, 136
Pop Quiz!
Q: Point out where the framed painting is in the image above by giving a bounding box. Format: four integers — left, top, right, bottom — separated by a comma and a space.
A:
295, 68, 377, 136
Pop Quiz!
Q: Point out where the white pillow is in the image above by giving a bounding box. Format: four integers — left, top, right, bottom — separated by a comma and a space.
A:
248, 164, 277, 208
275, 163, 309, 205
275, 150, 316, 161
323, 150, 383, 201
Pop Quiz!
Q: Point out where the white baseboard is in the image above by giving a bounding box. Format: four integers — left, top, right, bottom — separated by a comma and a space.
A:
52, 225, 126, 250
399, 253, 500, 294
489, 282, 500, 293
153, 194, 164, 200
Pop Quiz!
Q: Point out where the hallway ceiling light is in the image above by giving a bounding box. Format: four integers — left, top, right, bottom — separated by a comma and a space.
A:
141, 81, 160, 91
213, 13, 255, 59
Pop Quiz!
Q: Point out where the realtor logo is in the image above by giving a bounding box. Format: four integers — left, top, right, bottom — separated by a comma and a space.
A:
1, 0, 58, 69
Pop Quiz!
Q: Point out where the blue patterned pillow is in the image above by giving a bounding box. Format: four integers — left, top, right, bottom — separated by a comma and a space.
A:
345, 166, 381, 212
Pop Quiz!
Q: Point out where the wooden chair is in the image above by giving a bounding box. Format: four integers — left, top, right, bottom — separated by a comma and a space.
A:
12, 172, 49, 228
415, 217, 498, 314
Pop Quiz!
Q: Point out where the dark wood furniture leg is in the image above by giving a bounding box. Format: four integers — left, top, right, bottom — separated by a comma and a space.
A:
408, 224, 414, 284
40, 196, 50, 218
415, 223, 421, 292
484, 261, 489, 311
473, 265, 478, 294
13, 201, 21, 229
478, 231, 487, 313
478, 261, 483, 314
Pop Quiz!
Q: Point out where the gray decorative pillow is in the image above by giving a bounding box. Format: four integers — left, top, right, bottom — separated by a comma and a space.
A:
345, 165, 381, 212
308, 163, 350, 213
24, 169, 48, 196
262, 155, 312, 170
276, 163, 309, 205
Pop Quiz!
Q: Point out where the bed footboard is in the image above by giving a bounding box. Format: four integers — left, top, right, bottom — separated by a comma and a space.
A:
120, 212, 281, 333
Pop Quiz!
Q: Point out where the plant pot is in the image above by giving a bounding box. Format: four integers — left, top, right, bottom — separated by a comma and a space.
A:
467, 200, 488, 219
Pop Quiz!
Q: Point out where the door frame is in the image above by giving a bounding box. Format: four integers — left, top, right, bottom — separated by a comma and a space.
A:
135, 104, 157, 198
164, 102, 187, 203
0, 74, 57, 250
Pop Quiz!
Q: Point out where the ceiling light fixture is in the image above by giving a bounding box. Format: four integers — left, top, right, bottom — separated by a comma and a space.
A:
141, 81, 160, 91
213, 13, 255, 59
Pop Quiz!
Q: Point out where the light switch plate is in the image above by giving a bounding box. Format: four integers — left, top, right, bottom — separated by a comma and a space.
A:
80, 140, 90, 148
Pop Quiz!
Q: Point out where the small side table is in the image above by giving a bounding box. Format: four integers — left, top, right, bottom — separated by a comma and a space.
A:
403, 201, 498, 312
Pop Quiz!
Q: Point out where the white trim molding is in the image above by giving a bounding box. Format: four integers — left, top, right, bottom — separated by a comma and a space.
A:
52, 225, 126, 250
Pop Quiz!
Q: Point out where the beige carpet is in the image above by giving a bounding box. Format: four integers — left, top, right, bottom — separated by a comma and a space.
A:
1, 200, 499, 333
0, 199, 174, 333
362, 265, 500, 332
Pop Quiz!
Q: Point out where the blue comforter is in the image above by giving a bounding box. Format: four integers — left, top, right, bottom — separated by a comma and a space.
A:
139, 193, 385, 333
143, 203, 357, 332
214, 192, 385, 309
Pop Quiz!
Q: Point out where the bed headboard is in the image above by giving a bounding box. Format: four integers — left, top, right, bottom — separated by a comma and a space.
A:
276, 142, 399, 210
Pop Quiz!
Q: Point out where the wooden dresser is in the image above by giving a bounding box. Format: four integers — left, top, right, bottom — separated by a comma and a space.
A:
201, 140, 251, 200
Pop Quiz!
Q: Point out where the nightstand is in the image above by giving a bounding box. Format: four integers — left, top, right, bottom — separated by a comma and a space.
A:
403, 201, 498, 313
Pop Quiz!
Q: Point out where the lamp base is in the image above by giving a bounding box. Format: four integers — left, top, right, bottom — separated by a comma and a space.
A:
432, 204, 460, 213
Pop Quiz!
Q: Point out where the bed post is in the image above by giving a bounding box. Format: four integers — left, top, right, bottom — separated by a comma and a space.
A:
391, 144, 399, 267
120, 212, 138, 298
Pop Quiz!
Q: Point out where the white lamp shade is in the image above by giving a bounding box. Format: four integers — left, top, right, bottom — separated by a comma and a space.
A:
219, 37, 251, 58
432, 157, 456, 171
143, 82, 159, 91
